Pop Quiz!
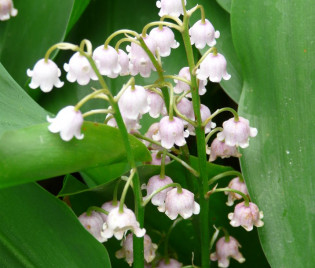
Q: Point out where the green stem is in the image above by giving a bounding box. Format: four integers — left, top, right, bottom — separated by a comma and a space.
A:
208, 188, 250, 206
86, 206, 109, 216
44, 42, 78, 62
119, 169, 136, 212
187, 5, 206, 23
82, 109, 113, 118
181, 10, 210, 268
104, 29, 140, 48
173, 97, 197, 126
205, 127, 223, 144
208, 170, 244, 186
112, 180, 121, 206
75, 89, 109, 111
160, 150, 167, 178
193, 47, 216, 74
203, 107, 239, 127
142, 21, 182, 36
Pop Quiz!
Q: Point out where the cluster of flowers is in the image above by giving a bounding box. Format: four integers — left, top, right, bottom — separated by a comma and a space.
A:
0, 0, 17, 21
26, 0, 264, 267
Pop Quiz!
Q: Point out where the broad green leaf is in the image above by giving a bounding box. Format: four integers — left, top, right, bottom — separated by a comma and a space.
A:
0, 183, 111, 267
66, 0, 91, 35
187, 0, 243, 103
0, 0, 74, 90
0, 122, 151, 188
0, 63, 46, 136
216, 0, 232, 13
231, 0, 315, 267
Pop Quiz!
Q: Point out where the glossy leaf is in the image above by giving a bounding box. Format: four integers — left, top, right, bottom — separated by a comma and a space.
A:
66, 0, 91, 35
0, 122, 151, 188
187, 0, 243, 103
216, 0, 232, 13
0, 183, 111, 267
231, 0, 315, 266
0, 63, 46, 136
0, 0, 74, 89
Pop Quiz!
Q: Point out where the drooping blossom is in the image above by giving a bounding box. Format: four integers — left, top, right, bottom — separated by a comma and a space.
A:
156, 258, 183, 268
208, 138, 241, 161
0, 0, 17, 21
225, 177, 249, 206
156, 0, 186, 17
78, 211, 106, 243
27, 59, 64, 92
147, 88, 166, 118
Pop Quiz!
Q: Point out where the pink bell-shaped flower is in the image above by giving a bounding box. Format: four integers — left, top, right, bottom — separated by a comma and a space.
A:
196, 52, 231, 83
101, 207, 146, 240
174, 66, 207, 96
149, 151, 171, 165
127, 36, 156, 78
160, 188, 200, 220
27, 59, 64, 92
217, 117, 258, 148
144, 175, 173, 208
188, 104, 216, 135
143, 123, 163, 150
118, 49, 130, 76
225, 177, 249, 206
153, 116, 189, 149
118, 85, 150, 120
176, 97, 195, 126
149, 26, 179, 57
64, 52, 98, 85
210, 236, 245, 267
106, 113, 141, 133
156, 0, 186, 17
228, 201, 264, 231
92, 45, 121, 78
147, 88, 166, 118
47, 106, 84, 141
189, 19, 220, 49
208, 138, 241, 161
116, 233, 158, 266
78, 211, 106, 243
0, 0, 17, 21
156, 258, 183, 268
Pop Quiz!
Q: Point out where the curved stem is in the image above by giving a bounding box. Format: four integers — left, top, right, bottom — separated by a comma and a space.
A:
142, 21, 182, 36
160, 15, 183, 26
104, 29, 140, 48
75, 89, 109, 111
44, 42, 78, 62
173, 98, 197, 126
82, 109, 113, 118
114, 77, 135, 102
160, 150, 167, 178
119, 169, 136, 212
208, 170, 244, 186
208, 188, 250, 206
115, 37, 140, 51
205, 127, 223, 144
163, 75, 192, 87
187, 5, 206, 23
193, 47, 216, 75
86, 206, 109, 216
203, 107, 239, 127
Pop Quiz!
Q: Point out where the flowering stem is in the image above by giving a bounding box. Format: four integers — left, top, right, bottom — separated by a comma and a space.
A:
208, 171, 244, 186
75, 89, 110, 111
86, 206, 109, 216
112, 180, 121, 206
205, 127, 223, 144
160, 15, 183, 26
142, 21, 182, 36
192, 47, 216, 74
44, 42, 78, 62
163, 75, 192, 86
181, 9, 210, 268
173, 97, 197, 126
209, 226, 220, 251
114, 77, 135, 102
160, 150, 167, 178
203, 107, 239, 127
82, 109, 113, 118
119, 169, 136, 212
79, 39, 92, 56
164, 151, 200, 177
207, 188, 250, 206
187, 5, 206, 23
104, 29, 140, 48
142, 183, 182, 207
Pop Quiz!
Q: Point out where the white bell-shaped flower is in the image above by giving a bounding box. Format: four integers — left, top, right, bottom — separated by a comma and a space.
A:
27, 59, 64, 92
93, 45, 121, 78
100, 201, 126, 221
101, 207, 146, 240
217, 117, 258, 148
153, 116, 189, 149
0, 0, 17, 21
174, 66, 207, 96
106, 113, 141, 133
144, 175, 173, 208
118, 85, 150, 120
147, 88, 166, 118
189, 19, 220, 49
78, 211, 106, 243
210, 236, 245, 267
176, 97, 194, 126
47, 106, 84, 141
156, 0, 186, 17
149, 26, 179, 57
64, 52, 98, 85
196, 52, 231, 83
118, 49, 130, 76
225, 177, 249, 206
127, 36, 156, 78
116, 233, 158, 266
228, 201, 264, 231
208, 138, 241, 161
143, 123, 163, 150
188, 104, 216, 135
160, 188, 200, 220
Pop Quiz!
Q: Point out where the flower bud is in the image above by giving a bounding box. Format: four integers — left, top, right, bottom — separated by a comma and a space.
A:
228, 201, 264, 231
210, 236, 245, 267
47, 106, 84, 141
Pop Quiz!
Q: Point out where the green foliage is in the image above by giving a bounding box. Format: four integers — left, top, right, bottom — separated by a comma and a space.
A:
232, 0, 315, 266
